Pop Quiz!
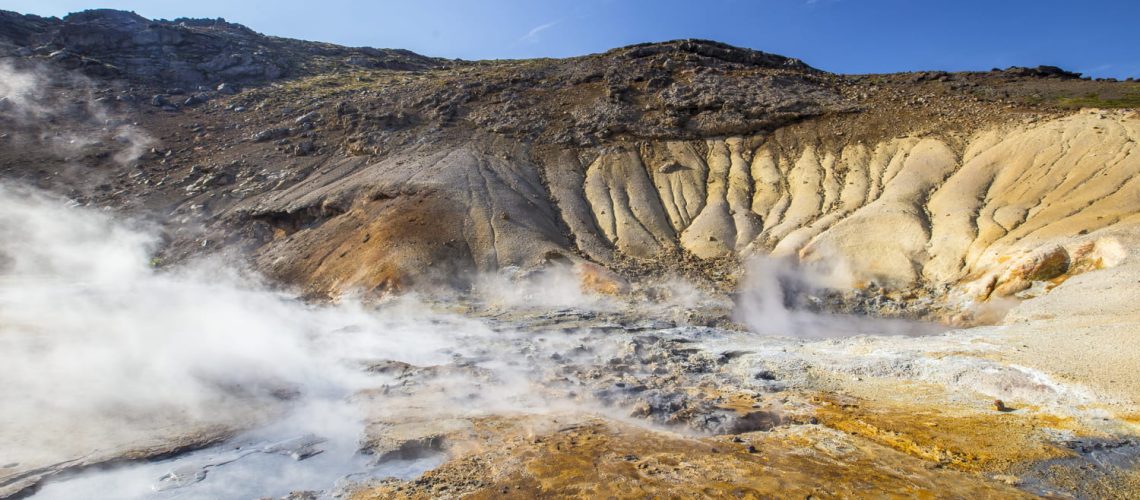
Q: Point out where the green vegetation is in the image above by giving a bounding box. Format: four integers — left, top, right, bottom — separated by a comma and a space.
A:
1055, 89, 1140, 109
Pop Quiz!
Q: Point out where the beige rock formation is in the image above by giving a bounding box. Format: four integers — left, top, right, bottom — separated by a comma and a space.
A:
230, 109, 1138, 320
553, 110, 1136, 315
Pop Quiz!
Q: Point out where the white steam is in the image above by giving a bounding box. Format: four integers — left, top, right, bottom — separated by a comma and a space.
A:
0, 183, 511, 496
0, 181, 951, 497
733, 257, 945, 338
0, 62, 50, 118
0, 62, 154, 166
472, 264, 616, 311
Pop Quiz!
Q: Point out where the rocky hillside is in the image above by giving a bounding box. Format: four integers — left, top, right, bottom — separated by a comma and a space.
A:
0, 8, 442, 88
2, 8, 1139, 324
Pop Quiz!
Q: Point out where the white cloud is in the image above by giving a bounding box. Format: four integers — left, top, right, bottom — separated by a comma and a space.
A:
519, 20, 560, 44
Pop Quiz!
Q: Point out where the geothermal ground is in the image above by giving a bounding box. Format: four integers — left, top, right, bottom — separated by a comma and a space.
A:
3, 8, 1140, 499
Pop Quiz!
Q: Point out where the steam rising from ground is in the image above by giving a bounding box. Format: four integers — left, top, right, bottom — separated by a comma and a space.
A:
5, 180, 724, 498
473, 265, 615, 311
734, 257, 945, 338
1, 183, 430, 421
0, 181, 945, 497
0, 183, 514, 496
0, 62, 154, 173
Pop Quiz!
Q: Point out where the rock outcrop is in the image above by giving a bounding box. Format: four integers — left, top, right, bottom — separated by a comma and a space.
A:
0, 8, 442, 88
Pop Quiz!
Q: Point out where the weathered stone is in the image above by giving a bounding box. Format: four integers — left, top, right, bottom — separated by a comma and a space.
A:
993, 245, 1071, 297
252, 127, 291, 142
293, 111, 320, 125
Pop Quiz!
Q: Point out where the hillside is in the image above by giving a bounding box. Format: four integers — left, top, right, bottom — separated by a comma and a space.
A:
3, 8, 1140, 499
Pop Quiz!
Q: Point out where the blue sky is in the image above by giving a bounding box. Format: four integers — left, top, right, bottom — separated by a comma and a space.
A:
7, 0, 1140, 78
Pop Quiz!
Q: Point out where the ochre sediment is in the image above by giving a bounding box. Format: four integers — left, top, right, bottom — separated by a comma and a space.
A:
811, 395, 1078, 472
349, 414, 1034, 499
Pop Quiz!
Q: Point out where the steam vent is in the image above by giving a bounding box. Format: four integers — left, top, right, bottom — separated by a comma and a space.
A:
3, 6, 1140, 499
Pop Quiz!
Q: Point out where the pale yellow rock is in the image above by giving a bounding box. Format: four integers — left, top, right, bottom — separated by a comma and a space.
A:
750, 146, 783, 221
836, 144, 871, 211
680, 140, 738, 258
762, 146, 825, 246
799, 138, 958, 287
646, 141, 708, 232
583, 150, 675, 258
544, 150, 616, 264
818, 150, 841, 215
727, 138, 763, 251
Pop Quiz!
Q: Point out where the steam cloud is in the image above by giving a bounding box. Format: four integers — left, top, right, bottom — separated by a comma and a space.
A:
0, 62, 154, 170
733, 257, 946, 338
0, 183, 514, 497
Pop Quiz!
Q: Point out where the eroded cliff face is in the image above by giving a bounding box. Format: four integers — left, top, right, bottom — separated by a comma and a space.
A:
229, 108, 1137, 325
560, 110, 1139, 318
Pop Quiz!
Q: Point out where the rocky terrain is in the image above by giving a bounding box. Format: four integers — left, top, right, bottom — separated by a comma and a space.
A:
3, 8, 1140, 499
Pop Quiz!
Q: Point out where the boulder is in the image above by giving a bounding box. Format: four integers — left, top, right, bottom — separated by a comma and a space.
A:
252, 127, 291, 142
992, 245, 1070, 297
